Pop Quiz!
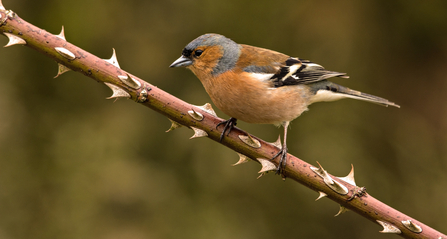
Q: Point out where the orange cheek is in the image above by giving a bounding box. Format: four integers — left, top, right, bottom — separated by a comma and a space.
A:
190, 46, 223, 74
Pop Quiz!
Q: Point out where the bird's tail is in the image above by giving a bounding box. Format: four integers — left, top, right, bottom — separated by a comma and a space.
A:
309, 81, 400, 108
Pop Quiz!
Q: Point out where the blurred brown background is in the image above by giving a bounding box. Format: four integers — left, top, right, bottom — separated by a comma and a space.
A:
1, 0, 446, 238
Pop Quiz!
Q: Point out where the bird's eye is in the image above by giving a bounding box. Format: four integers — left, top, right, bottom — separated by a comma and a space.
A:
194, 50, 203, 57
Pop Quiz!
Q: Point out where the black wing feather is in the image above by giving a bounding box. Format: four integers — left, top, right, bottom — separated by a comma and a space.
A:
271, 57, 349, 87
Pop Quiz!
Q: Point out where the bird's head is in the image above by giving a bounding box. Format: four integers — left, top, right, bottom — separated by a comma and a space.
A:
170, 34, 241, 77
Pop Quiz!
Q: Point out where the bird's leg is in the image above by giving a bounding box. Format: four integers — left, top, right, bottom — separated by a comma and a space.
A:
216, 117, 237, 142
271, 121, 289, 176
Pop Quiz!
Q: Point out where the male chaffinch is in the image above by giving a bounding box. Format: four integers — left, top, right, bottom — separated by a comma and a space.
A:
170, 33, 399, 175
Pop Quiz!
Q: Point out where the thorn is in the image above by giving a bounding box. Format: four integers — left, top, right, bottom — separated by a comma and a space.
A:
270, 135, 282, 148
377, 220, 402, 234
190, 127, 208, 139
233, 153, 250, 166
54, 63, 71, 78
56, 26, 66, 40
315, 191, 327, 201
104, 82, 130, 100
118, 73, 141, 89
193, 103, 217, 116
166, 119, 183, 132
310, 162, 348, 195
257, 158, 277, 174
401, 220, 422, 233
55, 47, 76, 60
188, 109, 204, 121
104, 48, 121, 69
310, 161, 329, 181
0, 0, 5, 11
337, 164, 356, 186
334, 205, 348, 217
3, 33, 26, 47
239, 134, 261, 148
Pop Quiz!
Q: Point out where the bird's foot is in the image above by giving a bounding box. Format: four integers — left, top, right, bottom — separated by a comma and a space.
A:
271, 146, 288, 176
216, 117, 237, 142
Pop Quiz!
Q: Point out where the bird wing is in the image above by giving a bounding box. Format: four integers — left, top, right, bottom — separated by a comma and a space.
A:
270, 58, 349, 87
238, 45, 349, 88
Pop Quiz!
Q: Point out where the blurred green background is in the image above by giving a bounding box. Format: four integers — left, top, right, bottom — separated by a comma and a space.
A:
1, 0, 446, 238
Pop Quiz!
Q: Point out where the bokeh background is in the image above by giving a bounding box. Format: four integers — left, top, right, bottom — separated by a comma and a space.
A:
1, 0, 446, 238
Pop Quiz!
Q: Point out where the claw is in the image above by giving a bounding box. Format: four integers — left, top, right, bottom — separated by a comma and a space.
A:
270, 121, 290, 177
216, 117, 237, 142
270, 146, 288, 176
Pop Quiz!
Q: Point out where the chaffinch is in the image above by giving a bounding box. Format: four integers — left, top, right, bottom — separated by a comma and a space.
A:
170, 33, 399, 175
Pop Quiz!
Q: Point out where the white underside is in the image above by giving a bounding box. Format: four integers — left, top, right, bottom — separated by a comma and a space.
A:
309, 90, 352, 104
247, 73, 367, 105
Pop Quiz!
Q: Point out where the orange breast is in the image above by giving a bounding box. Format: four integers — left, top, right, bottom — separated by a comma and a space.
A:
200, 71, 311, 125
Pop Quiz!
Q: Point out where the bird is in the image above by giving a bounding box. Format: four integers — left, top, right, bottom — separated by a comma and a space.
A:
170, 33, 399, 176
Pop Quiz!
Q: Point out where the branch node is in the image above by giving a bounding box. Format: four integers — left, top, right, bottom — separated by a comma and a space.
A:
0, 10, 15, 25
347, 186, 367, 201
136, 88, 148, 103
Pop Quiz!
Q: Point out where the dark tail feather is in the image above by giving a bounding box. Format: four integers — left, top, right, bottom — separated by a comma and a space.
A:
327, 83, 400, 108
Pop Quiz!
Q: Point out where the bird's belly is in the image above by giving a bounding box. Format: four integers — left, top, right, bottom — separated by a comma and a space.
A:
210, 85, 311, 125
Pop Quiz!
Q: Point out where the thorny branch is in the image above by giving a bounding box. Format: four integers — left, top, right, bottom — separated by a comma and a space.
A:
0, 2, 445, 239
